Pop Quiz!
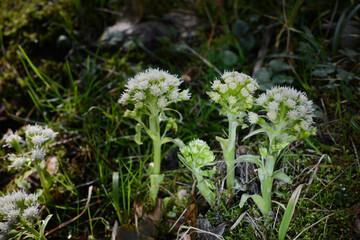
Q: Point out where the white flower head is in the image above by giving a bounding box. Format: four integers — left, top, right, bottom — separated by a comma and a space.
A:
207, 71, 258, 118
268, 101, 279, 111
212, 80, 221, 90
25, 125, 57, 147
119, 68, 190, 113
31, 147, 46, 161
241, 87, 249, 97
8, 156, 26, 170
285, 98, 296, 109
219, 84, 228, 93
3, 130, 22, 149
25, 124, 42, 137
287, 109, 300, 120
257, 93, 267, 105
157, 97, 168, 108
30, 134, 49, 146
228, 96, 237, 105
22, 205, 39, 220
248, 112, 259, 124
257, 86, 316, 136
267, 111, 278, 122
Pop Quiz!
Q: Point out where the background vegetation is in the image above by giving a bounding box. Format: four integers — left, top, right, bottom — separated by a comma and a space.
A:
1, 0, 359, 239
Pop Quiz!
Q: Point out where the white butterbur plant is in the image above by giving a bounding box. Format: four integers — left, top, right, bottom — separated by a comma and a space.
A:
236, 86, 316, 237
207, 71, 259, 189
178, 139, 217, 207
118, 68, 190, 204
2, 124, 58, 203
0, 190, 52, 240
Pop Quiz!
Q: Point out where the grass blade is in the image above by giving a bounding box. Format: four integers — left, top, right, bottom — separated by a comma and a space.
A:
278, 184, 304, 240
112, 171, 122, 224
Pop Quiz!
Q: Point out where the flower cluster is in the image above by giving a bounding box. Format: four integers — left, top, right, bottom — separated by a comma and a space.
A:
3, 130, 23, 149
25, 124, 58, 148
118, 68, 191, 117
0, 190, 40, 238
179, 139, 215, 168
253, 86, 316, 135
2, 125, 58, 170
207, 71, 259, 117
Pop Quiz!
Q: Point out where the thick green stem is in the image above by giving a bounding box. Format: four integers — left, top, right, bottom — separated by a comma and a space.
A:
36, 165, 53, 204
149, 112, 164, 205
225, 116, 238, 189
261, 155, 276, 216
261, 177, 274, 216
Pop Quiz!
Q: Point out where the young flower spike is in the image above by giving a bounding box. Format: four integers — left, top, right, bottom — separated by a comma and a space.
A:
207, 71, 259, 190
178, 139, 216, 207
118, 68, 191, 205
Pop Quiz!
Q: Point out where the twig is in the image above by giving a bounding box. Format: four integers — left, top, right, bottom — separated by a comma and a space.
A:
350, 137, 360, 174
169, 207, 188, 233
293, 213, 335, 240
45, 185, 93, 237
230, 211, 247, 231
180, 41, 221, 75
177, 225, 225, 240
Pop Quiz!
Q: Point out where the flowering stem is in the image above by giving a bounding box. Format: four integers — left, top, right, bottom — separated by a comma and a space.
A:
225, 115, 238, 189
18, 216, 47, 240
149, 111, 164, 205
36, 165, 53, 203
260, 155, 276, 216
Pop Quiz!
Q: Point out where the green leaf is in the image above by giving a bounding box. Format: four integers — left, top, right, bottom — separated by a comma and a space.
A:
279, 184, 304, 240
234, 155, 263, 167
221, 50, 238, 66
15, 169, 36, 186
161, 137, 173, 145
135, 123, 143, 145
172, 138, 185, 148
242, 129, 266, 141
272, 170, 292, 184
240, 194, 266, 216
112, 172, 122, 224
216, 136, 228, 152
39, 214, 53, 237
198, 167, 216, 178
269, 60, 292, 72
232, 20, 249, 37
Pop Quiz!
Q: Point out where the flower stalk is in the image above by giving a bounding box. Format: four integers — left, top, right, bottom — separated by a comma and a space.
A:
208, 71, 258, 190
119, 68, 190, 205
239, 86, 317, 217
